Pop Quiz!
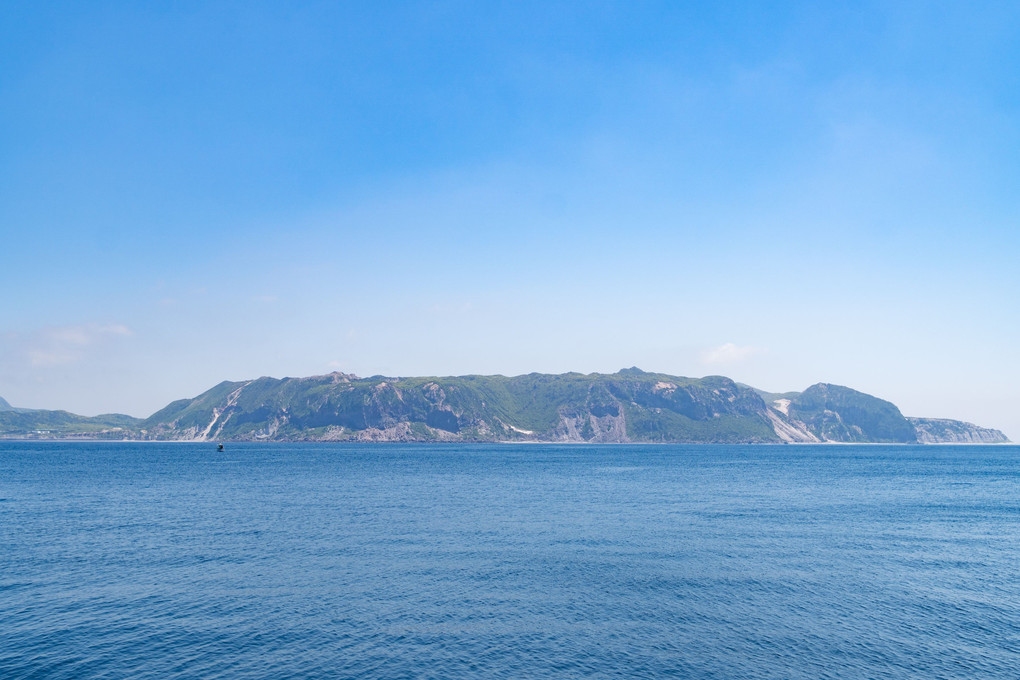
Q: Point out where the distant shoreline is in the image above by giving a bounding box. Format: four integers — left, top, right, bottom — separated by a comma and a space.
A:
1, 437, 1014, 446
2, 370, 1010, 444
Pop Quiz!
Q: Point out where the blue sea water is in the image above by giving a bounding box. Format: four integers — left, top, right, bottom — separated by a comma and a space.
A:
2, 442, 1019, 679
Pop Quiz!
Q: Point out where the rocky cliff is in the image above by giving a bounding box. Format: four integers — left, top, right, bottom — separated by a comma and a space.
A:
909, 417, 1010, 444
139, 369, 781, 443
0, 375, 1010, 444
783, 383, 919, 443
135, 370, 1010, 445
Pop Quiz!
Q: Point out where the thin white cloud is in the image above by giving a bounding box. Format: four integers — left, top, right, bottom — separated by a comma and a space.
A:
46, 324, 131, 346
701, 342, 765, 366
22, 323, 133, 367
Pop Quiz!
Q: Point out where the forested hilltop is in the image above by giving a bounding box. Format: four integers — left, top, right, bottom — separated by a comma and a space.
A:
1, 369, 1009, 444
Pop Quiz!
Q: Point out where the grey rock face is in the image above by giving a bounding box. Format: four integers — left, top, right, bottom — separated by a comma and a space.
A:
909, 417, 1009, 444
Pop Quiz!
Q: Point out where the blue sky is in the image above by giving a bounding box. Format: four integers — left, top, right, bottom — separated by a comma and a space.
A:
2, 1, 1019, 437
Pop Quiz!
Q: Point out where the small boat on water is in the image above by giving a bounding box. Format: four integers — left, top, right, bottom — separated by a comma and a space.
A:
217, 443, 224, 452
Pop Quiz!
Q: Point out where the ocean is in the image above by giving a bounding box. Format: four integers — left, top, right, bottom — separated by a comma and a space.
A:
2, 442, 1018, 679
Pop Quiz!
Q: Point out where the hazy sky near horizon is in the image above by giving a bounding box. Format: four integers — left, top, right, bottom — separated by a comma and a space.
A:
2, 1, 1019, 437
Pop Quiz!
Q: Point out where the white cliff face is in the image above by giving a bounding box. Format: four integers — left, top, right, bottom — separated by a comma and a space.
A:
772, 398, 791, 415
9, 371, 1009, 444
552, 411, 629, 443
909, 418, 1010, 444
764, 407, 820, 443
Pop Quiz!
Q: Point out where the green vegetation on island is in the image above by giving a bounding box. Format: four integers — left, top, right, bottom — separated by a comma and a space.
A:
0, 369, 1009, 444
786, 383, 919, 443
0, 409, 140, 438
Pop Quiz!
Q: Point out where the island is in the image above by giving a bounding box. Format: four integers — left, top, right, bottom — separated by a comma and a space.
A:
1, 369, 1009, 444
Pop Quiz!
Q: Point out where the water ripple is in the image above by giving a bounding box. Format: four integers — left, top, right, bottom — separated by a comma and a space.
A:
2, 442, 1019, 678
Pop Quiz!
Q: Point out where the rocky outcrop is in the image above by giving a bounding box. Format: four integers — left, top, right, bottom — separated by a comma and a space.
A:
1, 373, 1010, 444
133, 370, 780, 443
909, 418, 1010, 444
763, 406, 820, 443
785, 383, 918, 443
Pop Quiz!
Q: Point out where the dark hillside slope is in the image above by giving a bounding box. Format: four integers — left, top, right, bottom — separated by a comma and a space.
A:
1, 374, 1007, 444
787, 383, 917, 443
140, 370, 780, 443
